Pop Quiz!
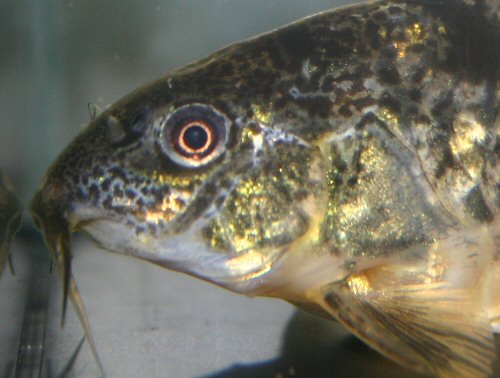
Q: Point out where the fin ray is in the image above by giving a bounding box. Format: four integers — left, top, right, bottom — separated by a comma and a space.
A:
313, 274, 496, 377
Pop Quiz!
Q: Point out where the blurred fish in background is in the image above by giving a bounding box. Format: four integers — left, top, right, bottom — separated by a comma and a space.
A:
0, 170, 22, 278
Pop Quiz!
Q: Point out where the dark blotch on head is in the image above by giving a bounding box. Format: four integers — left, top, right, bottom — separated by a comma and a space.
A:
296, 96, 332, 118
278, 24, 316, 72
125, 189, 136, 200
431, 92, 454, 118
88, 184, 99, 200
365, 19, 382, 50
101, 178, 111, 192
434, 146, 456, 179
464, 186, 494, 222
379, 92, 401, 113
352, 96, 377, 112
377, 65, 402, 85
422, 0, 500, 80
338, 105, 353, 118
388, 5, 404, 15
108, 167, 129, 183
409, 88, 422, 102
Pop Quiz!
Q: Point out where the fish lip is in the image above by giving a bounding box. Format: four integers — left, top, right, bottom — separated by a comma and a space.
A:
68, 206, 125, 232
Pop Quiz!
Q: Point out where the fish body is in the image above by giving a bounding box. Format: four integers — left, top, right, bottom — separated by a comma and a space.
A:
32, 0, 500, 376
0, 170, 22, 278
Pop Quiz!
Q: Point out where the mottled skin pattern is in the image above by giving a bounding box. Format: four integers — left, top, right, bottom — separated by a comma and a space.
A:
0, 171, 22, 278
32, 0, 499, 377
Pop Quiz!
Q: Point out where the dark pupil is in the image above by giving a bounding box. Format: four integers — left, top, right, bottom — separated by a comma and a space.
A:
183, 125, 208, 150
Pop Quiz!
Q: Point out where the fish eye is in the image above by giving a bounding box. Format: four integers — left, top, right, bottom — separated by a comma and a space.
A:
160, 103, 229, 168
179, 122, 211, 152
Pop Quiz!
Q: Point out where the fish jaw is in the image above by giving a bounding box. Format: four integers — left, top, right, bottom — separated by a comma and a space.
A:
71, 206, 284, 293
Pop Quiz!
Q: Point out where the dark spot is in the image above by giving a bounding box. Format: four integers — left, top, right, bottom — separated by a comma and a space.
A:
321, 77, 335, 92
101, 178, 111, 192
92, 165, 104, 177
88, 184, 99, 199
425, 0, 500, 80
377, 65, 402, 85
365, 19, 381, 50
355, 112, 378, 129
108, 167, 128, 182
216, 61, 234, 76
464, 186, 494, 222
388, 6, 404, 15
113, 184, 124, 197
435, 147, 455, 178
338, 104, 353, 118
415, 113, 432, 125
103, 196, 112, 209
411, 66, 427, 84
373, 11, 388, 22
76, 188, 87, 201
136, 198, 145, 208
175, 198, 186, 208
407, 43, 426, 54
379, 92, 401, 113
81, 175, 89, 186
125, 189, 136, 200
409, 88, 422, 102
147, 223, 157, 234
352, 96, 377, 111
295, 96, 332, 118
431, 93, 454, 118
380, 46, 397, 60
278, 24, 316, 72
273, 96, 288, 111
347, 177, 358, 187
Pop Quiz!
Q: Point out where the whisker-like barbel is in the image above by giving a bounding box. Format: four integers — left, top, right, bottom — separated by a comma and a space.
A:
31, 192, 104, 375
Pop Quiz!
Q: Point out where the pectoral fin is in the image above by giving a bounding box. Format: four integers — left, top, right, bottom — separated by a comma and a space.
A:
311, 272, 496, 378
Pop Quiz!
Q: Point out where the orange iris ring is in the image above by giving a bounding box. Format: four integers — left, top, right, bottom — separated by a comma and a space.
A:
175, 120, 215, 158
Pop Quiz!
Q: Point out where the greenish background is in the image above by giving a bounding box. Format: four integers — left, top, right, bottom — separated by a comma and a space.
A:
1, 0, 361, 203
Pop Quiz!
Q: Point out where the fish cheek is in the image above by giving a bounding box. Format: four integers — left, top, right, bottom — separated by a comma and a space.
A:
203, 142, 325, 255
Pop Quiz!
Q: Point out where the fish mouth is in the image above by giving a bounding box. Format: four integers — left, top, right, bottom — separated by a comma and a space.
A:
30, 190, 104, 373
69, 207, 281, 293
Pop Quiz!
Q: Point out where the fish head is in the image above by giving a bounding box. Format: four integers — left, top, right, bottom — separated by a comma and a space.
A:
31, 41, 327, 294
